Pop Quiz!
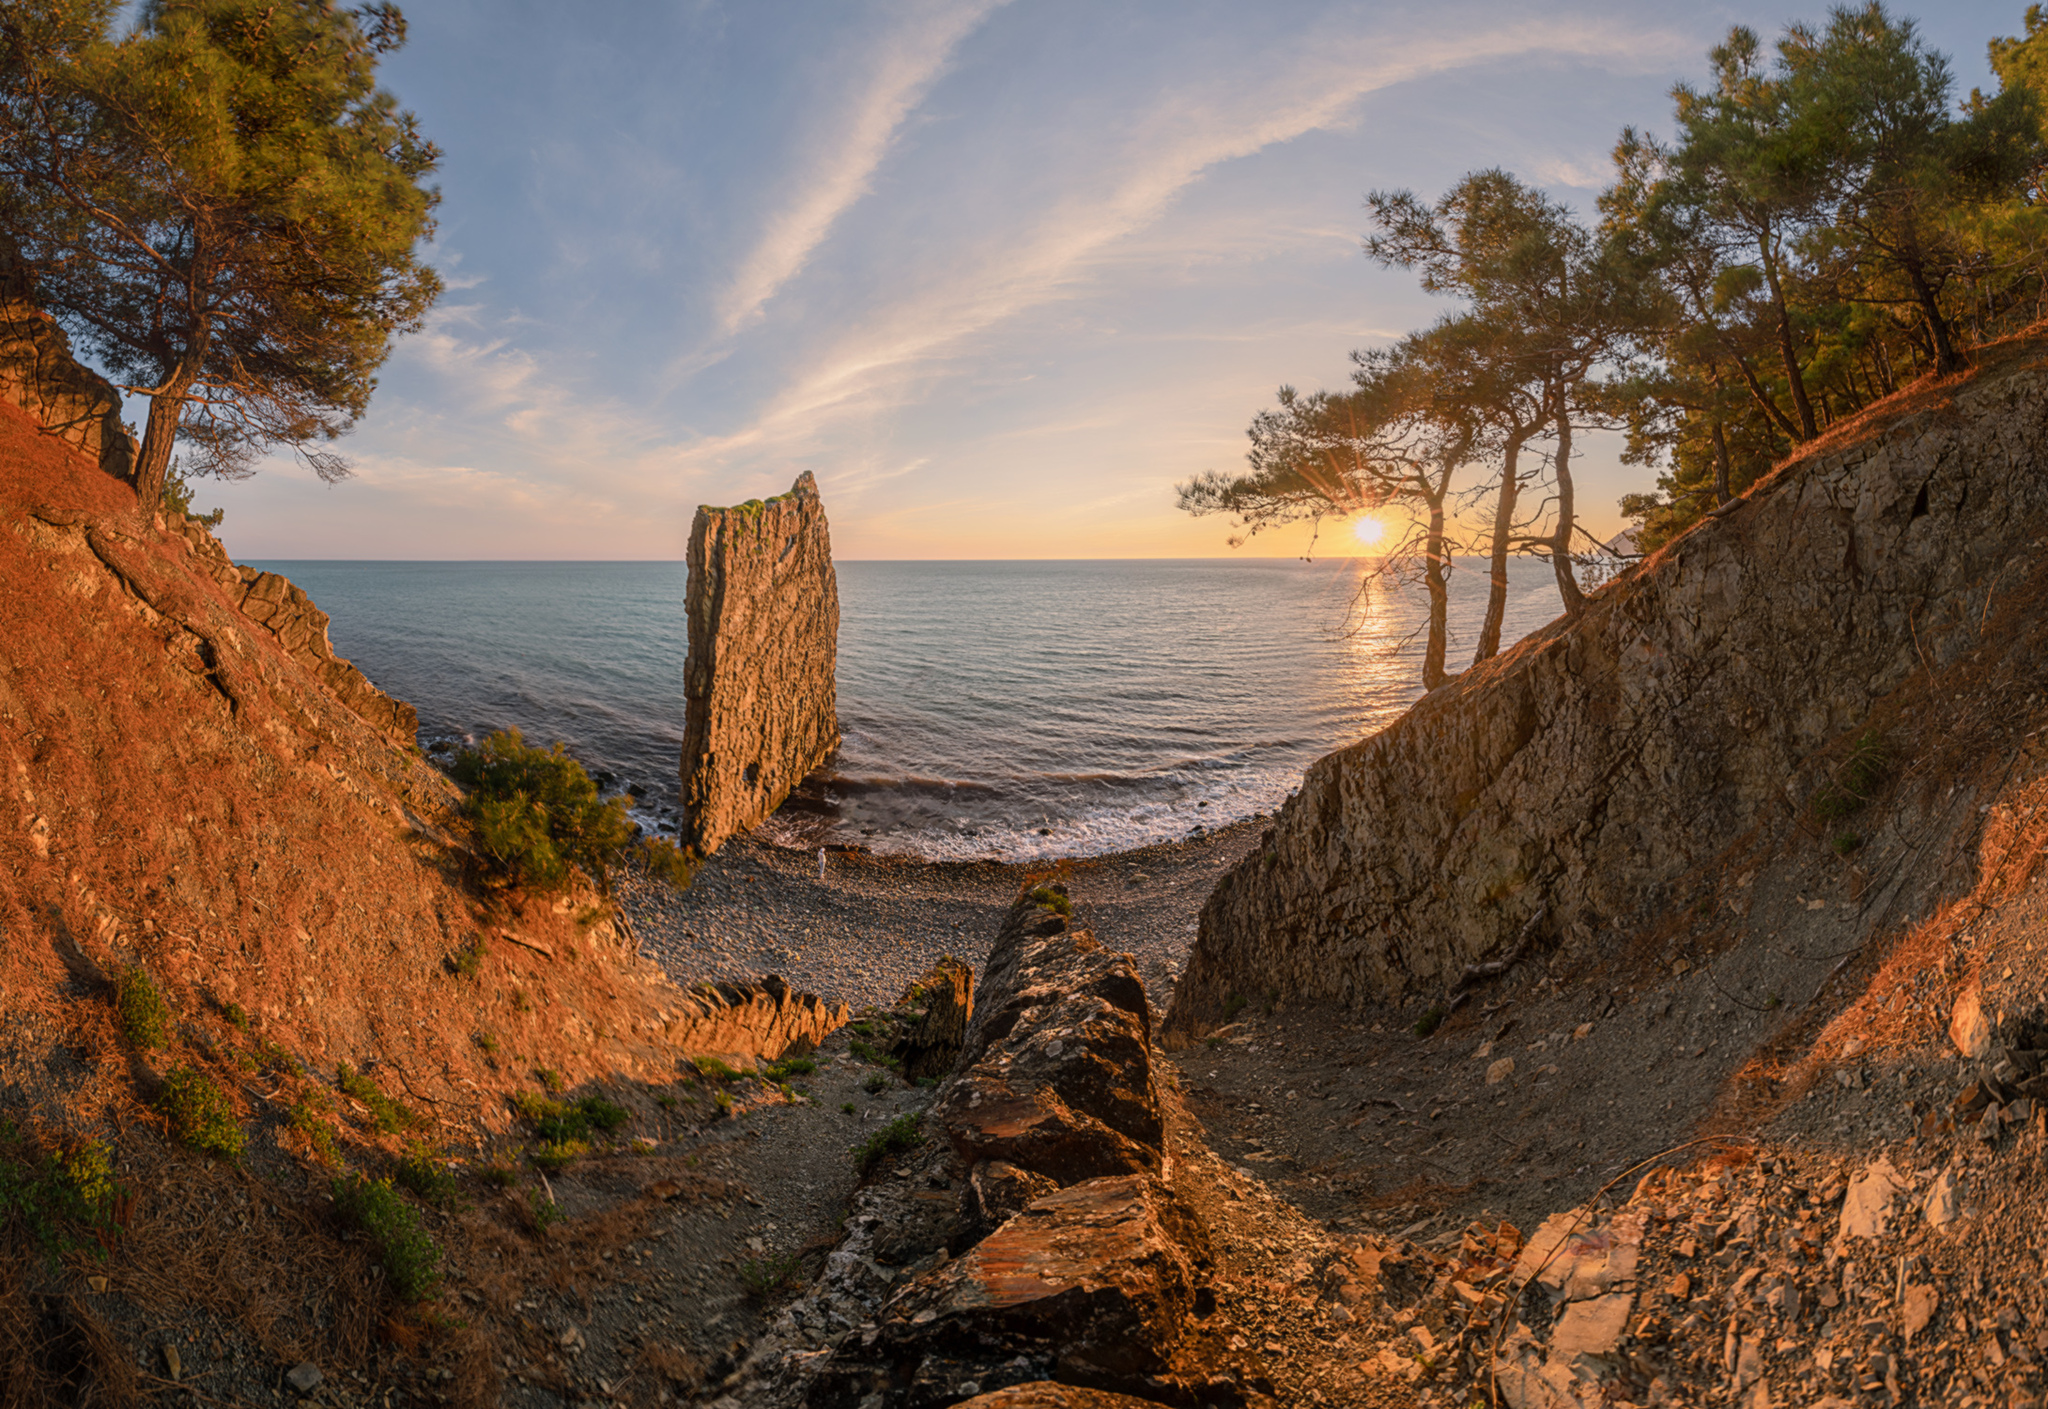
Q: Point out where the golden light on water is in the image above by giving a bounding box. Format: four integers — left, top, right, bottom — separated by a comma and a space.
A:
1351, 515, 1387, 548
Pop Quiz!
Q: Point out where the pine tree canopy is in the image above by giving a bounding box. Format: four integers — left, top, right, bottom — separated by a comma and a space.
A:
0, 0, 441, 505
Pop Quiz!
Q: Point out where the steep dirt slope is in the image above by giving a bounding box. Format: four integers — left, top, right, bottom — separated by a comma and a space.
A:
0, 386, 861, 1406
0, 395, 688, 1117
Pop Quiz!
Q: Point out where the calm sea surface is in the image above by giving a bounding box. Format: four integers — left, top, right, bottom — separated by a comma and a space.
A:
252, 558, 1560, 860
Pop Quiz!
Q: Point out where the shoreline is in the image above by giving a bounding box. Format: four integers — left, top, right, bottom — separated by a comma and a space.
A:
617, 813, 1269, 1012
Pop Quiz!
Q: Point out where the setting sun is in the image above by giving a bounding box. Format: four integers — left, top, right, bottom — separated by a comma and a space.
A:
1351, 515, 1387, 548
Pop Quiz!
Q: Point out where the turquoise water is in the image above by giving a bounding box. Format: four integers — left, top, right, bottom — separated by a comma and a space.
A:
254, 558, 1560, 859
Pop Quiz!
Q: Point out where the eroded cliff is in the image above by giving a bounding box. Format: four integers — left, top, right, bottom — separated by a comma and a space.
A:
1169, 337, 2048, 1029
681, 471, 841, 855
0, 339, 852, 1403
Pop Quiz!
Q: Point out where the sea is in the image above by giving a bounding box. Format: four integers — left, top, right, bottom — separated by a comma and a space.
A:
252, 558, 1562, 862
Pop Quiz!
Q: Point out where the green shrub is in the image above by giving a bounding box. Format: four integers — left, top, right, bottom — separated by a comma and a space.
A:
290, 1097, 339, 1165
848, 1038, 896, 1067
0, 1123, 120, 1265
862, 1071, 892, 1095
451, 730, 635, 891
337, 1064, 417, 1134
840, 1102, 857, 1115
738, 1251, 804, 1300
116, 969, 172, 1050
852, 1113, 923, 1177
694, 1056, 744, 1082
331, 1175, 441, 1302
530, 1139, 588, 1171
257, 1040, 304, 1076
161, 459, 225, 529
475, 1031, 500, 1056
639, 836, 701, 889
713, 1090, 734, 1118
1412, 1004, 1446, 1038
761, 1054, 817, 1081
396, 1147, 458, 1208
1026, 885, 1072, 918
1832, 832, 1863, 856
538, 1067, 566, 1093
220, 1001, 250, 1031
448, 936, 486, 980
509, 1093, 630, 1144
1814, 731, 1890, 823
528, 1187, 562, 1232
481, 1160, 519, 1189
1222, 994, 1249, 1022
156, 1065, 244, 1159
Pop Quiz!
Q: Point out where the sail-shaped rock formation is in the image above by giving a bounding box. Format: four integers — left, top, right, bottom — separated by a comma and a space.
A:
681, 471, 840, 855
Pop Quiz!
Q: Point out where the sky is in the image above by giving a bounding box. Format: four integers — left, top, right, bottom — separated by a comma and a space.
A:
174, 0, 2029, 560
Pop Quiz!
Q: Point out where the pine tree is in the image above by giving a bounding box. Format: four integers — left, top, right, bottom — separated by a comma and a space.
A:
0, 0, 441, 507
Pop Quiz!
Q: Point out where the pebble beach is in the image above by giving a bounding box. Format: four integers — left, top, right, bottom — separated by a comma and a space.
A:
615, 816, 1268, 1013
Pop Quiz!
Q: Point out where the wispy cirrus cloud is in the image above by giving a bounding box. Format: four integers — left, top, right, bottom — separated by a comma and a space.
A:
703, 16, 1697, 462
709, 0, 1008, 338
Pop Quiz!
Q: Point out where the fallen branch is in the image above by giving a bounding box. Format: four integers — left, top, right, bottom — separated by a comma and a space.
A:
498, 931, 556, 959
1449, 904, 1548, 998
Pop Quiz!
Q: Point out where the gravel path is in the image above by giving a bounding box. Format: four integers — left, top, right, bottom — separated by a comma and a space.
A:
616, 817, 1267, 1012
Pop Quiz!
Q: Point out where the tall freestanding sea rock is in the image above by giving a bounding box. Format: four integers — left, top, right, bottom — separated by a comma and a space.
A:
680, 471, 840, 855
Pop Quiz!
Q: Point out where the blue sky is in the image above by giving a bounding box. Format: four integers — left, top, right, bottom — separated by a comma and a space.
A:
189, 0, 2025, 560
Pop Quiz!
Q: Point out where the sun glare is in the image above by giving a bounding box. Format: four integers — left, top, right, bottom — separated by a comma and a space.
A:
1351, 515, 1387, 548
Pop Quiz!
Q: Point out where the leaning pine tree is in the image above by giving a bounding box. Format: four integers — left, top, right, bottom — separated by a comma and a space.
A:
0, 0, 441, 506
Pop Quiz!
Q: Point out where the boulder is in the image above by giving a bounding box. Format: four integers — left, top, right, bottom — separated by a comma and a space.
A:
898, 957, 975, 1083
680, 472, 840, 855
0, 297, 135, 484
930, 886, 1162, 1186
955, 1385, 1166, 1408
810, 1175, 1197, 1405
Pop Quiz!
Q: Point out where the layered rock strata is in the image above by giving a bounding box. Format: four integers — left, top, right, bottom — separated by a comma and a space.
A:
666, 974, 848, 1066
1170, 344, 2048, 1026
895, 956, 975, 1083
0, 297, 136, 485
806, 886, 1197, 1406
681, 471, 840, 855
159, 510, 418, 743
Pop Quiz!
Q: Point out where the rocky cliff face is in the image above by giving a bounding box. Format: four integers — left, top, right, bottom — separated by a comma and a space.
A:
161, 509, 419, 743
0, 297, 136, 486
1170, 340, 2048, 1028
681, 471, 840, 855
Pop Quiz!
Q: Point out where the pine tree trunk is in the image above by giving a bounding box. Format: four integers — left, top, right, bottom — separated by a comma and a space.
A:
1549, 402, 1585, 618
1760, 232, 1818, 440
1422, 489, 1450, 691
1711, 420, 1733, 505
1906, 259, 1964, 375
132, 372, 192, 510
1473, 433, 1527, 666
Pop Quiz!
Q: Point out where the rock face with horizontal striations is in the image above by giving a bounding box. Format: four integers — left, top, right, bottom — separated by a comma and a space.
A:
681, 471, 840, 856
1167, 341, 2048, 1029
0, 297, 136, 485
159, 511, 418, 744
